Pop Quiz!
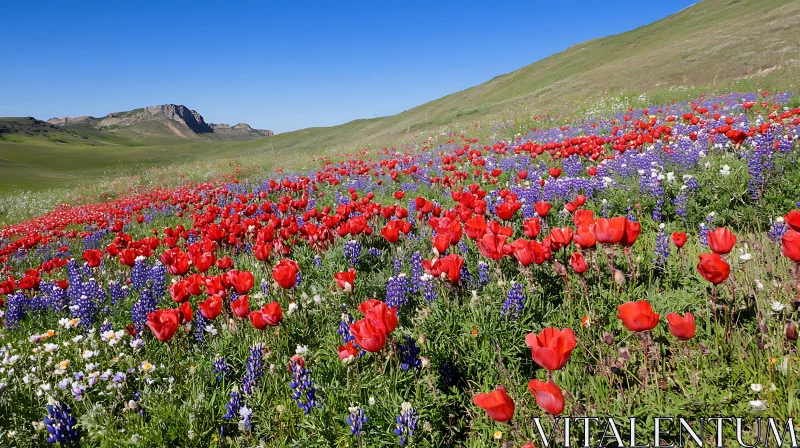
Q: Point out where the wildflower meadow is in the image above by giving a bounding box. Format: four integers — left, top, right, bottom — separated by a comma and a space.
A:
1, 91, 800, 447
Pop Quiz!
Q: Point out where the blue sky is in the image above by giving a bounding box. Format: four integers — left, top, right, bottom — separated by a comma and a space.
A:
1, 1, 696, 133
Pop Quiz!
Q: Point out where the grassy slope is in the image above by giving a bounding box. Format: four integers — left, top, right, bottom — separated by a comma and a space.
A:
1, 0, 799, 195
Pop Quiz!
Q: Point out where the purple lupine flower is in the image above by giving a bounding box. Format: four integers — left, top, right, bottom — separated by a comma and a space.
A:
289, 357, 317, 414
502, 282, 525, 319
44, 402, 80, 444
394, 402, 417, 446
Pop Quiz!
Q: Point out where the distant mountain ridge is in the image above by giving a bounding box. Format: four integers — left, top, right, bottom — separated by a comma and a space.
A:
46, 104, 273, 141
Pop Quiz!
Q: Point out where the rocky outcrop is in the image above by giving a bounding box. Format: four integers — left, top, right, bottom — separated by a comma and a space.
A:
46, 104, 273, 141
144, 105, 213, 134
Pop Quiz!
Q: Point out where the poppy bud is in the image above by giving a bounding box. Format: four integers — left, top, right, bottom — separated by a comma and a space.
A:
603, 331, 614, 345
786, 322, 798, 341
613, 269, 626, 285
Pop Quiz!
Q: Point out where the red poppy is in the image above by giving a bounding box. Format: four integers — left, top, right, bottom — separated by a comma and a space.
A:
707, 228, 736, 254
619, 219, 641, 247
199, 295, 223, 320
569, 252, 588, 273
231, 295, 250, 318
786, 210, 800, 232
217, 256, 234, 270
334, 268, 357, 292
573, 226, 596, 249
534, 201, 552, 217
782, 230, 800, 262
358, 299, 398, 335
337, 341, 359, 361
672, 232, 687, 248
169, 280, 190, 303
82, 249, 103, 268
146, 309, 181, 342
0, 277, 15, 295
381, 220, 402, 243
696, 253, 730, 284
349, 318, 388, 352
477, 233, 508, 260
523, 217, 541, 239
177, 301, 193, 323
665, 312, 695, 340
227, 270, 254, 295
495, 200, 521, 221
527, 380, 565, 415
616, 301, 659, 332
439, 254, 464, 284
593, 217, 626, 245
431, 234, 451, 254
473, 385, 515, 422
573, 209, 594, 227
464, 215, 488, 240
549, 167, 562, 178
273, 259, 299, 289
161, 248, 190, 276
525, 327, 577, 371
249, 301, 283, 329
550, 227, 573, 249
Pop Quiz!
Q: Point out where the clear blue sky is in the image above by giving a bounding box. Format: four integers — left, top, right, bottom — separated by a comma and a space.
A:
1, 1, 697, 133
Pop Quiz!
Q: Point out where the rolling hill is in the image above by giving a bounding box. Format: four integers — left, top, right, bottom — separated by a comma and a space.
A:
0, 0, 798, 196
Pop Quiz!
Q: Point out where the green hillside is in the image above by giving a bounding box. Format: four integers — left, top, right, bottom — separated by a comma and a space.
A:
1, 0, 798, 197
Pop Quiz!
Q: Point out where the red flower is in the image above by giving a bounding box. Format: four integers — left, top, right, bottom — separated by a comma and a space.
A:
177, 301, 193, 323
199, 295, 223, 320
473, 385, 515, 422
227, 270, 254, 295
394, 191, 405, 200
161, 248, 190, 276
231, 295, 250, 318
573, 209, 594, 227
337, 341, 359, 361
534, 201, 552, 217
495, 200, 521, 221
464, 215, 487, 240
782, 230, 800, 262
380, 220, 402, 243
616, 301, 659, 332
358, 299, 398, 335
477, 233, 508, 260
334, 268, 357, 292
82, 249, 103, 268
527, 380, 565, 415
549, 167, 562, 178
217, 256, 234, 270
573, 226, 596, 249
696, 253, 730, 284
525, 327, 576, 371
273, 259, 299, 289
672, 232, 687, 248
523, 217, 541, 239
569, 252, 588, 273
511, 239, 545, 267
249, 301, 283, 329
146, 309, 181, 342
550, 227, 573, 249
593, 217, 626, 245
0, 276, 14, 295
431, 234, 451, 254
349, 318, 388, 352
786, 210, 800, 232
169, 280, 190, 303
665, 312, 695, 340
439, 254, 464, 284
707, 227, 736, 254
619, 219, 641, 247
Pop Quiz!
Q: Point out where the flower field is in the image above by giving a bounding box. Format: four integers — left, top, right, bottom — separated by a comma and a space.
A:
2, 91, 800, 446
